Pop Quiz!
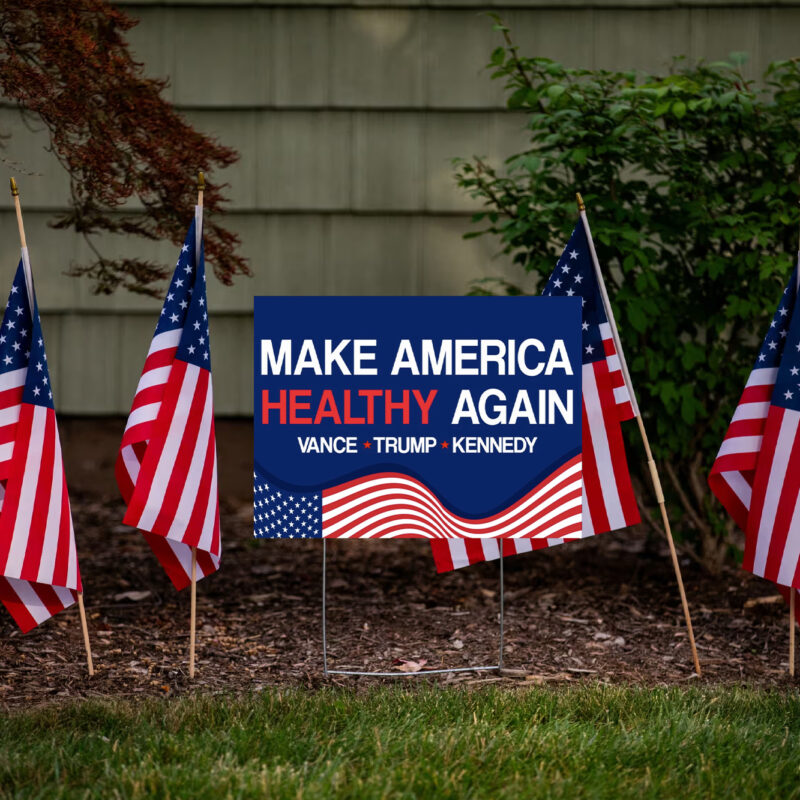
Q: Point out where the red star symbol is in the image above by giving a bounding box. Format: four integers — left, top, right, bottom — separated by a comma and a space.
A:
363, 441, 372, 449
441, 441, 449, 449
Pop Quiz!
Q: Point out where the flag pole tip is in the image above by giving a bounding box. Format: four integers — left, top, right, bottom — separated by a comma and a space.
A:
197, 171, 205, 191
576, 192, 585, 212
9, 177, 18, 197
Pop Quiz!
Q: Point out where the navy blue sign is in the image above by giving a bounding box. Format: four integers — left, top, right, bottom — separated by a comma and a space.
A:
254, 297, 582, 539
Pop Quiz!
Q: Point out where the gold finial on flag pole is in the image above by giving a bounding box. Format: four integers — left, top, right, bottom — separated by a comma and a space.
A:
576, 192, 586, 212
197, 171, 205, 209
10, 178, 26, 250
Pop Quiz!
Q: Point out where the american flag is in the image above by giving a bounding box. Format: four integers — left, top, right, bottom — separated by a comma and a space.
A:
116, 209, 220, 589
430, 215, 641, 571
254, 454, 582, 540
709, 261, 800, 596
0, 254, 81, 632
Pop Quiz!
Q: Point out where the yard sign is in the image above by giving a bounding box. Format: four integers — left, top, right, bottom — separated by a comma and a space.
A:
254, 297, 581, 540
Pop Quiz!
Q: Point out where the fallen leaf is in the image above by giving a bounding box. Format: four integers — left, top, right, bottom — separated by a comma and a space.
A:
498, 668, 527, 678
113, 590, 151, 602
525, 672, 572, 684
744, 595, 783, 608
392, 658, 428, 673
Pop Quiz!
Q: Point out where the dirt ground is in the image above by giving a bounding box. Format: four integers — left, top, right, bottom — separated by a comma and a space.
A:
0, 419, 796, 709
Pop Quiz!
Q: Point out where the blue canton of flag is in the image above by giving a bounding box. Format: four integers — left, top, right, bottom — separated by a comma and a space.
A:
158, 219, 211, 370
0, 263, 53, 409
767, 267, 800, 411
253, 475, 322, 539
543, 221, 607, 366
0, 264, 32, 388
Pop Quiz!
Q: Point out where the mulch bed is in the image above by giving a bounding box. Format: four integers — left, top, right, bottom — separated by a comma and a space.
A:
1, 489, 796, 710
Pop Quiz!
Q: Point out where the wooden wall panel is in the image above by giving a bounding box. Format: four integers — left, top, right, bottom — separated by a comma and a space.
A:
0, 1, 796, 413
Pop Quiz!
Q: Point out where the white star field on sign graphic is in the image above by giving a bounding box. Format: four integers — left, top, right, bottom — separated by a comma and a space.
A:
253, 474, 322, 539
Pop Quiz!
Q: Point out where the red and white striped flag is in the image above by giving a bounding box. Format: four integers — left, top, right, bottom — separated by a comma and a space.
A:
710, 261, 800, 600
116, 208, 220, 589
0, 253, 81, 631
431, 213, 640, 572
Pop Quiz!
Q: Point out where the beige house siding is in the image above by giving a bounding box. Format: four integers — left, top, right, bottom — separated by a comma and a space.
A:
0, 1, 797, 413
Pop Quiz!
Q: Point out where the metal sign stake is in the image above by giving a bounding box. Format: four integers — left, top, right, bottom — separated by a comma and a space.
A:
322, 538, 506, 677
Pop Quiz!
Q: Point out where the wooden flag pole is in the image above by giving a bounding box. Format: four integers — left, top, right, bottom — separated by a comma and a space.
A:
77, 594, 94, 676
791, 230, 800, 677
632, 415, 701, 676
187, 171, 204, 680
189, 546, 197, 678
790, 590, 796, 678
9, 178, 94, 677
11, 178, 26, 248
576, 192, 702, 676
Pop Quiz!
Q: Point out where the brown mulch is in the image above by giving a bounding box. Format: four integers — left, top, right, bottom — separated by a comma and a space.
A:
0, 418, 796, 709
0, 491, 796, 710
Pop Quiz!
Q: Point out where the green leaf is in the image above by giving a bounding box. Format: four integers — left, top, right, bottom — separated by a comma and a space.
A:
626, 304, 648, 333
489, 46, 505, 67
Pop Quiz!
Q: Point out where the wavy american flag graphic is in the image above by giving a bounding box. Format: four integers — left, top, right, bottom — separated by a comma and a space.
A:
116, 208, 220, 589
710, 260, 800, 601
0, 254, 81, 632
254, 453, 581, 540
430, 214, 640, 571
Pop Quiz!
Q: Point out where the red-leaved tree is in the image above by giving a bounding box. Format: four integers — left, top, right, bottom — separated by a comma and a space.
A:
0, 0, 249, 295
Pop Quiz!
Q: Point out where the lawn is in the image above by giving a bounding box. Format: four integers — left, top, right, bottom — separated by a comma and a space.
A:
1, 685, 799, 799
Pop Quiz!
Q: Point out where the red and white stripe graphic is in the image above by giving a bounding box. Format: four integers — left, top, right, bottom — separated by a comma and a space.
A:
324, 454, 582, 542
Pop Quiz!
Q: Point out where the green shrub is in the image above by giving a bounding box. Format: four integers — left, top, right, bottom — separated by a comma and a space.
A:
456, 19, 800, 570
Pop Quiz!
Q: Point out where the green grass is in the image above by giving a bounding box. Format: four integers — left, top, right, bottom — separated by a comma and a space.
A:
1, 686, 800, 799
